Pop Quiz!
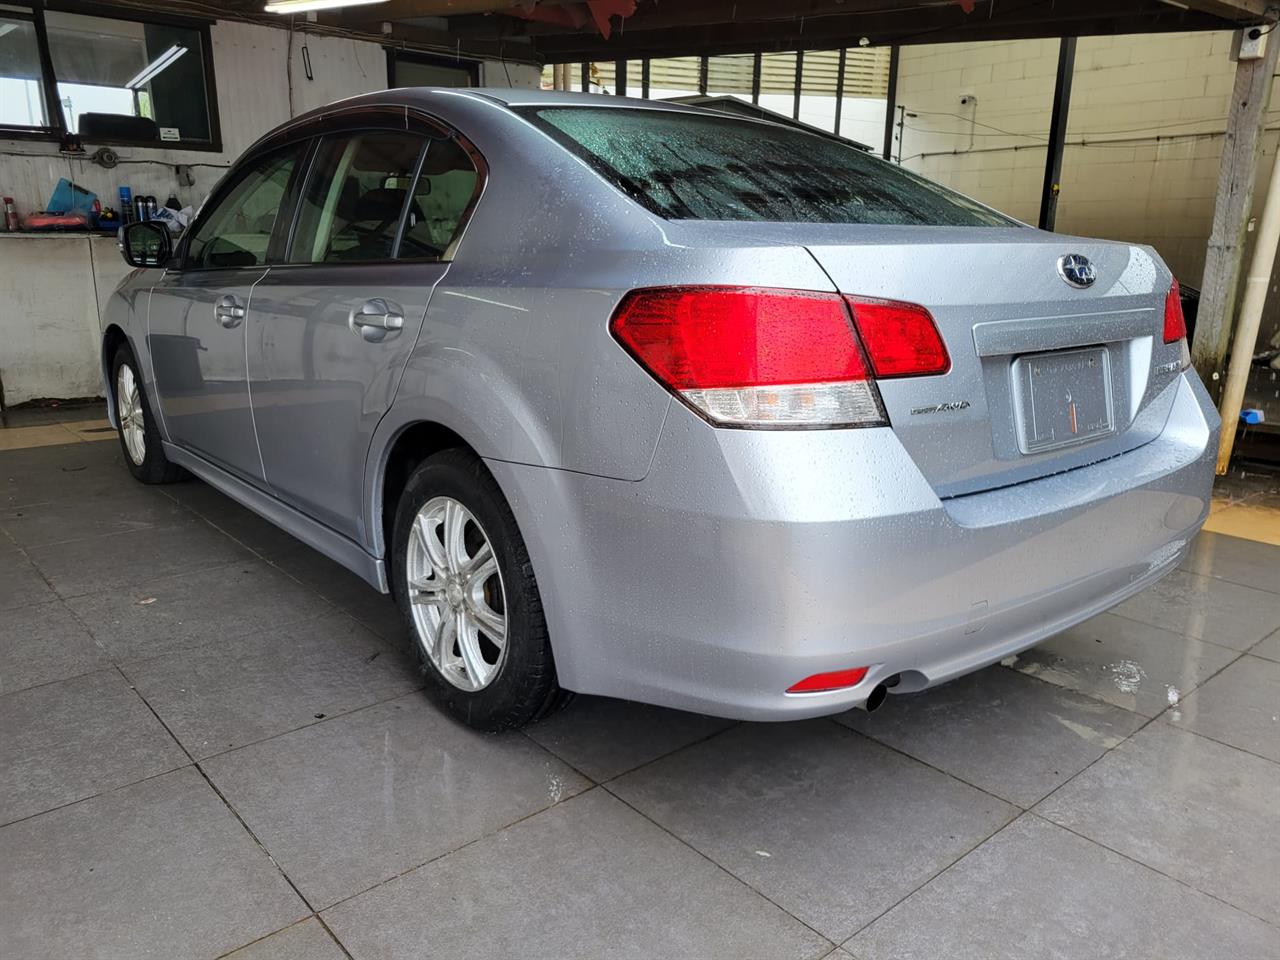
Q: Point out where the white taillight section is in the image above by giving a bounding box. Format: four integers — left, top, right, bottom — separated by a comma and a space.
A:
609, 286, 945, 428
683, 381, 883, 427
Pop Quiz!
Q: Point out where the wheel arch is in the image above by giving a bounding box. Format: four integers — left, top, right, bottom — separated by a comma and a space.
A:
373, 419, 479, 562
101, 324, 132, 428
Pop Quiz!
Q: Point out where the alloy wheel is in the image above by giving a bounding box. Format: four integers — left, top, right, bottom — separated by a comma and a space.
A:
116, 364, 146, 466
406, 496, 508, 691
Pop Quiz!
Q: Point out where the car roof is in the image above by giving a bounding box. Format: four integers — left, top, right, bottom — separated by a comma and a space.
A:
403, 86, 721, 114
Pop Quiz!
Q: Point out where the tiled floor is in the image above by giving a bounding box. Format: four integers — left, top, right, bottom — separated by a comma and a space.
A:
2, 435, 1278, 960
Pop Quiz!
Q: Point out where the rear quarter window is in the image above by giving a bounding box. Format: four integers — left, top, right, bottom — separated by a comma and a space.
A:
521, 106, 1013, 228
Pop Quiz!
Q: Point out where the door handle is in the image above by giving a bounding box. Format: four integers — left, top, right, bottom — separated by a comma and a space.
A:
348, 298, 405, 343
214, 295, 246, 329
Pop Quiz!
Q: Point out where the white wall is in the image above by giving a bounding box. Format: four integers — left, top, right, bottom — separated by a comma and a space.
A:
0, 17, 537, 404
479, 60, 541, 89
894, 32, 1276, 283
895, 30, 1280, 351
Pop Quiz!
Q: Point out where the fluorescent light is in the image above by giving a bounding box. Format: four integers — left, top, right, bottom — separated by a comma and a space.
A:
125, 44, 188, 89
264, 0, 388, 12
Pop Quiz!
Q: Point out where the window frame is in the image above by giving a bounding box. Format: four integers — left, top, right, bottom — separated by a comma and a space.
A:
169, 106, 488, 275
266, 111, 486, 269
174, 137, 315, 273
385, 48, 479, 89
0, 0, 223, 152
282, 128, 432, 267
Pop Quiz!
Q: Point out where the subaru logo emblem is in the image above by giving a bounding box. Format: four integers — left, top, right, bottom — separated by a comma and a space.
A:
1057, 253, 1096, 289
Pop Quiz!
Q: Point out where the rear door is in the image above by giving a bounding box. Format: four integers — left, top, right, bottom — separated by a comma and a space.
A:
246, 128, 482, 541
148, 145, 303, 482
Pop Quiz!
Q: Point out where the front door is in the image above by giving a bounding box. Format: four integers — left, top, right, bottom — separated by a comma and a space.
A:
148, 145, 303, 482
247, 130, 480, 542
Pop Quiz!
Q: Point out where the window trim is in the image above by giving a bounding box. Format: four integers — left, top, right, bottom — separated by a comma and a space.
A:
280, 129, 432, 267
0, 0, 223, 152
262, 112, 488, 269
171, 106, 488, 275
174, 137, 314, 273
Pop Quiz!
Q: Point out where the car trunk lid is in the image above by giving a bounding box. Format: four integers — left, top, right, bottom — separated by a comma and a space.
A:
701, 222, 1185, 498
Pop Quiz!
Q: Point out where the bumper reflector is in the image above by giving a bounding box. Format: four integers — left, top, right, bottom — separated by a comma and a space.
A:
786, 667, 870, 694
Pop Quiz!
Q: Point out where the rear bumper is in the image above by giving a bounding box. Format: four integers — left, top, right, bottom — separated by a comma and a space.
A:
488, 371, 1219, 721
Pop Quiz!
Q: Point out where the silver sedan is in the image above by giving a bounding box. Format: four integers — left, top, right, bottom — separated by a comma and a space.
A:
105, 89, 1219, 730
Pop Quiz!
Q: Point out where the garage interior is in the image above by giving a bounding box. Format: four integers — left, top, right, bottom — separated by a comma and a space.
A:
2, 1, 1279, 958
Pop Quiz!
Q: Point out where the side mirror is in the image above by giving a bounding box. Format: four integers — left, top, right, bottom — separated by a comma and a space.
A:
119, 221, 173, 268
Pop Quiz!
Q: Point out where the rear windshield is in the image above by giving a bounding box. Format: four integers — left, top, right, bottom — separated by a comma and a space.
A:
522, 106, 1014, 227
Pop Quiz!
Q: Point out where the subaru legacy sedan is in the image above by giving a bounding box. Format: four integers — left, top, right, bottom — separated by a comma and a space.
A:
108, 89, 1218, 730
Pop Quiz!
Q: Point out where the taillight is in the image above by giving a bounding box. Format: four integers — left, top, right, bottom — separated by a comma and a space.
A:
846, 297, 950, 378
1163, 279, 1187, 344
609, 286, 946, 428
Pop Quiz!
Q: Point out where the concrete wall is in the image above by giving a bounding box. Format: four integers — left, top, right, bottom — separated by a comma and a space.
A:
0, 17, 537, 405
0, 235, 132, 403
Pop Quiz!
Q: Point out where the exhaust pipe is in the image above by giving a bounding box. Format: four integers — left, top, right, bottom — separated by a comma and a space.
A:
858, 683, 889, 713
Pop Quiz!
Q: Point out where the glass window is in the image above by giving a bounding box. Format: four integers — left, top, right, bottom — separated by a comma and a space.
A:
525, 106, 1014, 227
0, 9, 47, 127
45, 10, 213, 144
186, 148, 299, 270
389, 52, 475, 88
289, 132, 425, 264
0, 5, 216, 145
399, 137, 479, 259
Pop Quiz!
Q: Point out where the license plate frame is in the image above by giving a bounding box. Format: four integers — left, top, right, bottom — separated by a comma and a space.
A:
1011, 346, 1115, 455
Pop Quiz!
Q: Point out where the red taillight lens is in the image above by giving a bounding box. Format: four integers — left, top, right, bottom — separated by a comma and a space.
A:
786, 667, 870, 694
610, 287, 868, 389
609, 286, 884, 426
846, 297, 950, 378
1163, 279, 1187, 344
610, 286, 950, 428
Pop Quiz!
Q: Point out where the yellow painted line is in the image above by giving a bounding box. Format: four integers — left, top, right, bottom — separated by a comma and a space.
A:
1203, 500, 1280, 547
60, 419, 117, 442
0, 419, 115, 451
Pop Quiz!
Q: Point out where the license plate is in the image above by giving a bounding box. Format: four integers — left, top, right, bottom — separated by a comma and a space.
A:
1011, 346, 1114, 454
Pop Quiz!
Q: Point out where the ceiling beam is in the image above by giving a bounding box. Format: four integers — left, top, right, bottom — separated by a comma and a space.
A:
525, 0, 1240, 60
382, 19, 539, 60
338, 0, 522, 25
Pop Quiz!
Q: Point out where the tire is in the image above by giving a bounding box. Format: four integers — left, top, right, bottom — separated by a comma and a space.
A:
111, 343, 186, 485
391, 448, 569, 731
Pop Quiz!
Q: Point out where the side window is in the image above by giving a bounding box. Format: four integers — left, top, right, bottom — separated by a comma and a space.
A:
186, 148, 299, 269
288, 131, 425, 264
398, 137, 479, 260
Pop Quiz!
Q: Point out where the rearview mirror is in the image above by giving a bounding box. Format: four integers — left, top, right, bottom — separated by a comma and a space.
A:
119, 221, 173, 268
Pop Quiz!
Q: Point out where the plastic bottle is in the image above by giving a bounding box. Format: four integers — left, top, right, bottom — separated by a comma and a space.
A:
3, 197, 18, 232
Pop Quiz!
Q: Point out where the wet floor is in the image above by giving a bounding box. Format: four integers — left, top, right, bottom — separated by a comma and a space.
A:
1, 432, 1277, 959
